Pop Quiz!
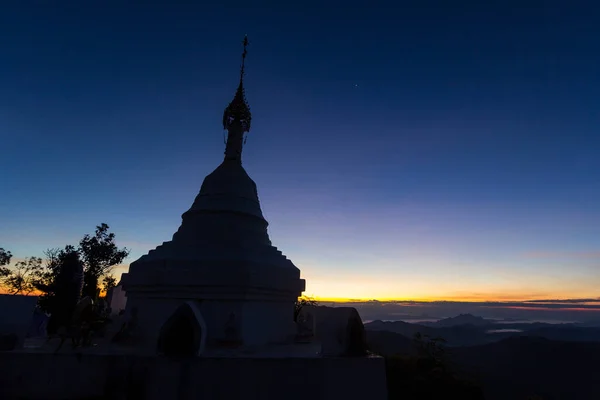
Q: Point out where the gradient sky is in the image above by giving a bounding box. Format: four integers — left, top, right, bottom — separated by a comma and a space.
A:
1, 1, 599, 301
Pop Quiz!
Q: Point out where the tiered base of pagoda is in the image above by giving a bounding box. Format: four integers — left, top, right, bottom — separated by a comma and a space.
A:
121, 217, 305, 351
119, 293, 301, 352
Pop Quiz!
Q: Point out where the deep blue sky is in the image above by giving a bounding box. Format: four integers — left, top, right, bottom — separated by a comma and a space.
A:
1, 1, 599, 300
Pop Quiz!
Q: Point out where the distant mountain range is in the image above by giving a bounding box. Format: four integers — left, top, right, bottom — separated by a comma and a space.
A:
365, 314, 600, 399
364, 313, 600, 347
422, 313, 490, 327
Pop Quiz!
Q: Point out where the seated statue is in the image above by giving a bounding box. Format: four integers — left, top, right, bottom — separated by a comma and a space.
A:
295, 309, 315, 342
111, 307, 139, 344
216, 312, 242, 348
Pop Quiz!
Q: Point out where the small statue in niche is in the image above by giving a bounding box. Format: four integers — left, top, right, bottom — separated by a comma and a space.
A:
218, 312, 242, 348
295, 309, 315, 343
111, 307, 139, 344
224, 313, 236, 339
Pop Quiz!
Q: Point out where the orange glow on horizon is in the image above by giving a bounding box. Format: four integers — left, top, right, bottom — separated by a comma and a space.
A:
1, 286, 596, 306
0, 289, 39, 296
109, 263, 600, 303
312, 295, 600, 304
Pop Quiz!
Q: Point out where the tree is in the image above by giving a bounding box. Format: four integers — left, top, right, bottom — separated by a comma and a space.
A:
379, 333, 484, 399
44, 247, 84, 334
413, 332, 447, 366
101, 275, 117, 295
35, 246, 82, 315
294, 296, 318, 321
0, 257, 44, 295
0, 248, 12, 266
0, 248, 12, 279
79, 223, 129, 299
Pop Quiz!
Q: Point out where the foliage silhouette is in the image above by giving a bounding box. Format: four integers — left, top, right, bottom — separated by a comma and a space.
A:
294, 295, 318, 322
79, 223, 129, 299
413, 332, 448, 366
384, 353, 484, 400
0, 248, 11, 267
0, 224, 127, 312
34, 247, 67, 313
370, 331, 483, 400
44, 247, 84, 335
102, 275, 117, 295
0, 248, 12, 279
0, 256, 43, 295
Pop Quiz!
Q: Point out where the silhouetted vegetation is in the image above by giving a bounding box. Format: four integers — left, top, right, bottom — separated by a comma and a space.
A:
0, 248, 11, 267
44, 247, 84, 335
294, 295, 317, 321
0, 248, 12, 280
79, 223, 129, 298
385, 354, 484, 400
0, 257, 43, 295
373, 332, 484, 400
102, 275, 118, 294
1, 224, 127, 339
367, 321, 600, 399
1, 224, 127, 302
79, 224, 129, 298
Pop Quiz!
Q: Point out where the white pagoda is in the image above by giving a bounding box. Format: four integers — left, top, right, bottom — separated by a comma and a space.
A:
121, 36, 305, 354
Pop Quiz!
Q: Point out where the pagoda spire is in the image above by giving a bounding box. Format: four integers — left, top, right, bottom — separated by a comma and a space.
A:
223, 35, 252, 162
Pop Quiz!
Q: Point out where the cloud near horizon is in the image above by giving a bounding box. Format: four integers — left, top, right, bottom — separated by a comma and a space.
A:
327, 299, 600, 324
523, 298, 600, 304
332, 298, 600, 307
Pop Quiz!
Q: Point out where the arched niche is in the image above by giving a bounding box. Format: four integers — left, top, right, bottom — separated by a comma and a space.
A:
156, 301, 207, 357
344, 309, 368, 357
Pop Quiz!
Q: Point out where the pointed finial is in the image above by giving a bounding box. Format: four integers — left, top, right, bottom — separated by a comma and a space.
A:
240, 35, 249, 82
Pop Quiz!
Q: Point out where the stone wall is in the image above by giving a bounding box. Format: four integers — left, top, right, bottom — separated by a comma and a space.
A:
0, 295, 38, 349
0, 352, 387, 400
